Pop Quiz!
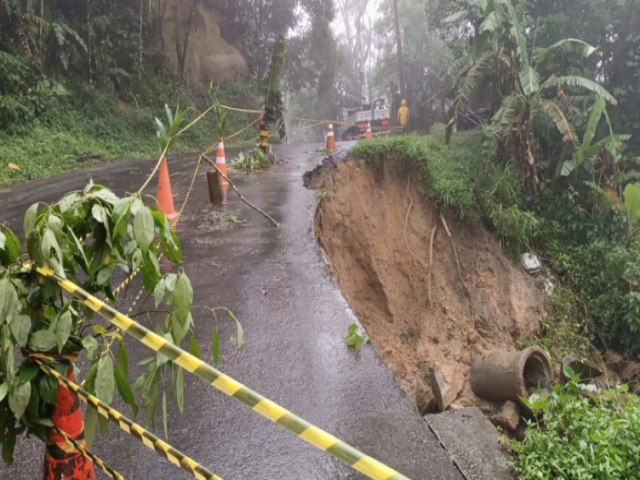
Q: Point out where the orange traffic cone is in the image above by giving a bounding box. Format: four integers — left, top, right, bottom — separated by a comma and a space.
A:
364, 122, 373, 140
44, 364, 96, 480
213, 138, 229, 204
326, 123, 336, 152
216, 138, 229, 186
157, 157, 177, 219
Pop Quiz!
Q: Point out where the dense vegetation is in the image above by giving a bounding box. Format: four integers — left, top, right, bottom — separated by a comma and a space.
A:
353, 2, 640, 475
0, 0, 337, 185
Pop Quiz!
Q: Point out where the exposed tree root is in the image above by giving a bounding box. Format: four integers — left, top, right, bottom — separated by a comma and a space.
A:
428, 223, 438, 306
440, 213, 475, 327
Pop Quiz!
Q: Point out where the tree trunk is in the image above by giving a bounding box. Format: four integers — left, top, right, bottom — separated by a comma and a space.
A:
176, 0, 198, 79
138, 0, 143, 78
392, 0, 405, 99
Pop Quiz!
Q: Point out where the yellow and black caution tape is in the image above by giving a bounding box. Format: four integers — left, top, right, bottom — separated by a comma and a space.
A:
52, 426, 126, 480
32, 265, 411, 480
219, 104, 263, 115
36, 359, 221, 480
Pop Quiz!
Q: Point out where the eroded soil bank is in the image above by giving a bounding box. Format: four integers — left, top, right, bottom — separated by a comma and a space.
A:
311, 157, 549, 412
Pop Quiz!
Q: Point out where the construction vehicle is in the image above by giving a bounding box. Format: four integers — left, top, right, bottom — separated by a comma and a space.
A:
340, 97, 392, 140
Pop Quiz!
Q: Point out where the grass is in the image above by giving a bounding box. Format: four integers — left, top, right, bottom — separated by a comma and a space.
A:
349, 131, 538, 258
0, 78, 259, 187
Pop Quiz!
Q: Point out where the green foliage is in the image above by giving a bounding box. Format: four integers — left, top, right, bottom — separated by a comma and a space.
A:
0, 77, 259, 187
155, 104, 187, 154
232, 149, 271, 171
345, 324, 369, 349
0, 181, 238, 463
350, 133, 538, 255
532, 283, 593, 361
509, 368, 640, 479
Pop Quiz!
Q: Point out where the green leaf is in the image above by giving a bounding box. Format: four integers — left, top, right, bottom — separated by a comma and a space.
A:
534, 38, 598, 65
0, 227, 21, 266
175, 368, 184, 414
95, 355, 115, 404
40, 228, 65, 278
8, 381, 31, 420
345, 324, 368, 349
542, 75, 618, 105
159, 216, 182, 263
624, 184, 640, 224
65, 227, 89, 272
118, 341, 129, 377
164, 273, 177, 292
18, 363, 39, 383
1, 426, 16, 464
56, 310, 73, 353
29, 330, 57, 352
519, 65, 540, 95
114, 366, 138, 416
141, 250, 161, 291
582, 96, 606, 151
82, 336, 99, 360
542, 100, 576, 144
84, 406, 98, 446
0, 278, 19, 326
0, 382, 7, 402
90, 189, 119, 205
189, 332, 202, 359
10, 313, 31, 347
23, 203, 39, 237
134, 206, 155, 251
172, 273, 193, 319
96, 266, 114, 286
153, 278, 166, 308
211, 327, 220, 366
39, 373, 59, 405
162, 390, 168, 440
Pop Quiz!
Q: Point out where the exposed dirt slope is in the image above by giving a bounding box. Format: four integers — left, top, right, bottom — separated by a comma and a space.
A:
160, 0, 248, 85
313, 158, 548, 412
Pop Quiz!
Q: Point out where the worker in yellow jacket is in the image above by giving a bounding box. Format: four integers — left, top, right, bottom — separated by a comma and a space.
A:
397, 99, 409, 132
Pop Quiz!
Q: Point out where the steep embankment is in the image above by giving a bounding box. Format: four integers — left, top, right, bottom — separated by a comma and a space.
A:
312, 158, 548, 412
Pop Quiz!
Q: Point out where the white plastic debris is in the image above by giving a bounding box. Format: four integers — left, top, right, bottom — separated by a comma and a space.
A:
521, 253, 542, 275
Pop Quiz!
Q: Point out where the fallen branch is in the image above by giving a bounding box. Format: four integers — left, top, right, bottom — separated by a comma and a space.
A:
439, 213, 474, 327
202, 154, 280, 228
428, 224, 438, 306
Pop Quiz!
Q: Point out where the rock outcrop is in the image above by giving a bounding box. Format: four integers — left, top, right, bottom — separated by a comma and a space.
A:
160, 0, 248, 85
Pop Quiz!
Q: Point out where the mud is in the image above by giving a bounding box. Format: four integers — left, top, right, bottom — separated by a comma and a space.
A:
311, 157, 549, 412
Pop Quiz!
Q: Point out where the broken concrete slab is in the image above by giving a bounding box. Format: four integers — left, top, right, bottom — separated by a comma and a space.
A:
425, 407, 514, 480
490, 400, 521, 432
430, 365, 464, 412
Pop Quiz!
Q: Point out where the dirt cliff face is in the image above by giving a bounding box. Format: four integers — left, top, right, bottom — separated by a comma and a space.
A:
161, 0, 248, 85
313, 158, 548, 412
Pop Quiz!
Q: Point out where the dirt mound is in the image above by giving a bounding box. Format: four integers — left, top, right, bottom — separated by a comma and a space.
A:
312, 158, 548, 412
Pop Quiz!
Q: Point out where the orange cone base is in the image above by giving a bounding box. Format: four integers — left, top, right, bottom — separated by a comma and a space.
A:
217, 163, 229, 187
43, 445, 95, 480
326, 137, 336, 152
157, 158, 177, 219
44, 366, 95, 480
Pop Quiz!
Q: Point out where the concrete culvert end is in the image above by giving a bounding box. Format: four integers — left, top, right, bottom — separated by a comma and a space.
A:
470, 347, 552, 403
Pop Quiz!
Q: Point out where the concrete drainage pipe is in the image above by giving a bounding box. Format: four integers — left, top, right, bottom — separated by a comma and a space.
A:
470, 347, 552, 403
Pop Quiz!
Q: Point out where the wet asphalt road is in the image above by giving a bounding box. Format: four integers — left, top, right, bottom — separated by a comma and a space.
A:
0, 143, 463, 480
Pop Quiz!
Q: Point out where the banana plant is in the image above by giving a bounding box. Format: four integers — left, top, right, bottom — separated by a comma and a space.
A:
155, 104, 187, 153
560, 96, 630, 178
444, 0, 617, 191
